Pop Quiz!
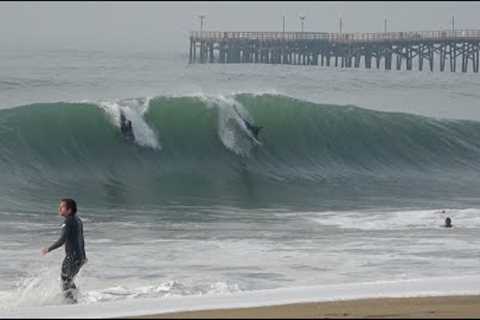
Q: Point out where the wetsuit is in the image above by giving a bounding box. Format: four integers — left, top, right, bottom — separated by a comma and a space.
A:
124, 121, 135, 141
120, 113, 128, 136
244, 120, 262, 139
48, 214, 87, 302
120, 113, 135, 142
232, 105, 263, 139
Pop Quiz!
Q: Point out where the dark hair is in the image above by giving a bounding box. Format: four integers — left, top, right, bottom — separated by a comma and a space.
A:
445, 217, 452, 227
61, 198, 77, 215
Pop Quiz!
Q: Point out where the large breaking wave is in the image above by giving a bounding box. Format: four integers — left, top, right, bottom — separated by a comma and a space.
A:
2, 93, 480, 208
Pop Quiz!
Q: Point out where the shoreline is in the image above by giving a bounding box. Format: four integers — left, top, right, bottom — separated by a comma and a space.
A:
133, 295, 480, 319
3, 275, 480, 318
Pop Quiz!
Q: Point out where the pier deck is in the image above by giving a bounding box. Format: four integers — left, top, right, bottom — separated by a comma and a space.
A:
189, 30, 480, 72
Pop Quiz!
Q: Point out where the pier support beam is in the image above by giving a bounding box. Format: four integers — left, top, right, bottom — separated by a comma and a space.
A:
189, 31, 480, 73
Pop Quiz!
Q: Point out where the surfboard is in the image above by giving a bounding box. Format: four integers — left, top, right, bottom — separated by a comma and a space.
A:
233, 105, 262, 145
244, 127, 262, 145
240, 121, 262, 146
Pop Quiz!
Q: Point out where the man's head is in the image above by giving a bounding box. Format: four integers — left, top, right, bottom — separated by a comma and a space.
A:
59, 198, 77, 217
445, 217, 452, 228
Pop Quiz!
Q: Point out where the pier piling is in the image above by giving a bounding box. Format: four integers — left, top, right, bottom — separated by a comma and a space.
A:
189, 30, 480, 72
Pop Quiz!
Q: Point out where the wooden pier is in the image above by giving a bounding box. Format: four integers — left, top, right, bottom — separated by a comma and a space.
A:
189, 30, 480, 72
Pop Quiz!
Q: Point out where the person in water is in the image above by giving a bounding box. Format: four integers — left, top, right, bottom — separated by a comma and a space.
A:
120, 112, 128, 133
444, 217, 453, 228
233, 105, 263, 140
120, 112, 135, 141
244, 119, 263, 140
42, 199, 87, 303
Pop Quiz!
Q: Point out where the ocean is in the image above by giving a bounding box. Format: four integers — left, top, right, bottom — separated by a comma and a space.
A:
1, 47, 480, 312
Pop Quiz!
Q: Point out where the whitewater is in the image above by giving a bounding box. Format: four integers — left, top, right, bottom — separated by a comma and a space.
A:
1, 48, 480, 317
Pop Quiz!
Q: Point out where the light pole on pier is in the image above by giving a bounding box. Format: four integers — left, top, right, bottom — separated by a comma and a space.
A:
198, 15, 206, 34
339, 17, 343, 34
451, 15, 455, 33
384, 18, 387, 33
299, 15, 306, 33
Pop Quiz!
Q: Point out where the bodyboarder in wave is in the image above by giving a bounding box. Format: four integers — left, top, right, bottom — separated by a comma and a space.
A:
120, 111, 135, 142
232, 105, 263, 141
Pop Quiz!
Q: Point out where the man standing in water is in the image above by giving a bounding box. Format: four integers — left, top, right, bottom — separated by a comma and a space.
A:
41, 199, 87, 303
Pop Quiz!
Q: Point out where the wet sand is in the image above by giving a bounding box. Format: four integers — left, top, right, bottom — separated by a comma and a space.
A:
133, 295, 480, 318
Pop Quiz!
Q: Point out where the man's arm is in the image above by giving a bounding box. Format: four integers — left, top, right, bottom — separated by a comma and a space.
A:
42, 224, 67, 255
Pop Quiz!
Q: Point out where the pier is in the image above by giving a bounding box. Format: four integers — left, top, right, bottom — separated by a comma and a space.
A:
189, 30, 480, 72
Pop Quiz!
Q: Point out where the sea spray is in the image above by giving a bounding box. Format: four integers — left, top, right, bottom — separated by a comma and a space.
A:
98, 97, 161, 150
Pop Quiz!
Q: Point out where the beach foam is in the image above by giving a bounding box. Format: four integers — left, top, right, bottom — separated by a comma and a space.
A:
2, 275, 480, 318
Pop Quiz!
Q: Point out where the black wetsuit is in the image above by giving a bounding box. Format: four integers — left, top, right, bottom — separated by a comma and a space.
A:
244, 120, 262, 139
120, 114, 135, 142
232, 105, 263, 139
48, 214, 87, 302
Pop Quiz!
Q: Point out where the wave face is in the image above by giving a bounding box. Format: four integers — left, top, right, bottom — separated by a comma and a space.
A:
2, 94, 480, 208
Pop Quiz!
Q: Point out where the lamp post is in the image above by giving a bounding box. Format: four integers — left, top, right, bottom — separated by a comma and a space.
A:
198, 15, 206, 34
299, 15, 306, 33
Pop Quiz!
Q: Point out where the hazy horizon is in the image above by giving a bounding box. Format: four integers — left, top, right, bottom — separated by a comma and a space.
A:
1, 1, 479, 52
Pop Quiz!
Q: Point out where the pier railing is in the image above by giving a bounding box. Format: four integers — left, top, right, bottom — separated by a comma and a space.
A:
189, 29, 480, 72
191, 29, 480, 43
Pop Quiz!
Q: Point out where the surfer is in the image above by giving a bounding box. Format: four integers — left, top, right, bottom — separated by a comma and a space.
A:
125, 120, 134, 140
120, 111, 135, 141
444, 217, 452, 228
41, 199, 87, 303
233, 105, 263, 140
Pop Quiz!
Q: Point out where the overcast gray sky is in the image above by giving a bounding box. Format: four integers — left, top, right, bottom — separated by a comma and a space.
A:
1, 1, 479, 52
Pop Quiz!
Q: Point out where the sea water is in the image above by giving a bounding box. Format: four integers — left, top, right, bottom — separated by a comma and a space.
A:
1, 47, 480, 314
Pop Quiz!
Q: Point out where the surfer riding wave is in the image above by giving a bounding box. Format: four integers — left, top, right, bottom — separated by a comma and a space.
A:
232, 105, 263, 141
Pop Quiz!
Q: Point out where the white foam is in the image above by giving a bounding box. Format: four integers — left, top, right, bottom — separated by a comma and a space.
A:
78, 281, 241, 304
2, 275, 480, 318
202, 95, 258, 157
98, 97, 161, 150
158, 87, 280, 100
1, 264, 65, 309
307, 208, 480, 230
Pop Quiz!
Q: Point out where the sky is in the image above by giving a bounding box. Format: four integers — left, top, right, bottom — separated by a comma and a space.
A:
1, 1, 479, 52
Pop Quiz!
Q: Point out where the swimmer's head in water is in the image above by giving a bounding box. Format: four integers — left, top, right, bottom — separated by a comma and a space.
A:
445, 217, 452, 228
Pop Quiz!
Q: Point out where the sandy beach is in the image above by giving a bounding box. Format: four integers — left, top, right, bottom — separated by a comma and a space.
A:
134, 295, 480, 319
